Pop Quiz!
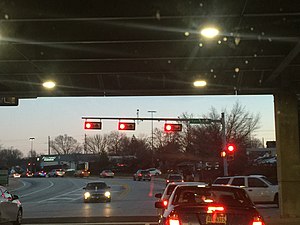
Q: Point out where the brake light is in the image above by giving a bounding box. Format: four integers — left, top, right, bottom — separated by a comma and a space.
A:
138, 173, 142, 176
167, 213, 181, 225
252, 216, 265, 225
207, 206, 225, 213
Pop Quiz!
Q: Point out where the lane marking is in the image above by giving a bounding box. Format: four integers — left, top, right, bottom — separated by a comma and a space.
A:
9, 179, 28, 192
21, 180, 54, 197
38, 186, 84, 203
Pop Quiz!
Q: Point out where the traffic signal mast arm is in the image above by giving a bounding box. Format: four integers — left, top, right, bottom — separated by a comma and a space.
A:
82, 117, 220, 123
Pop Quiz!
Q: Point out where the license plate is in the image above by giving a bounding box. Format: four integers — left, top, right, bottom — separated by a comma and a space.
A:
206, 214, 227, 224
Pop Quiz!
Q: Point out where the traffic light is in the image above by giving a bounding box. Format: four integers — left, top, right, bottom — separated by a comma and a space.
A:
226, 143, 236, 161
118, 122, 136, 130
84, 121, 102, 130
164, 123, 182, 132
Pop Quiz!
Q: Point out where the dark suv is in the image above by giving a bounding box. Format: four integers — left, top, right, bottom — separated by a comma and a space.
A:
133, 169, 151, 181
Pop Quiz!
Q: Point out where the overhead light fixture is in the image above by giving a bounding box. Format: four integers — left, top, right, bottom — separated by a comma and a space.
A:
193, 80, 207, 87
200, 27, 219, 38
43, 81, 56, 89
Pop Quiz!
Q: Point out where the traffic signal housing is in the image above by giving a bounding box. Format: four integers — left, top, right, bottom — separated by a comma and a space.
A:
226, 143, 236, 161
84, 121, 102, 130
118, 122, 136, 130
164, 123, 182, 132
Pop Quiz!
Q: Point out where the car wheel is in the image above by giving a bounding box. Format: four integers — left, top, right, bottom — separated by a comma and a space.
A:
84, 199, 89, 203
155, 172, 159, 176
13, 209, 22, 225
133, 177, 136, 181
106, 198, 111, 202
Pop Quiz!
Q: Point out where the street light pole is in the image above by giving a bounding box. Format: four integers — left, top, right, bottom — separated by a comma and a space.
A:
29, 137, 35, 157
148, 110, 157, 165
221, 113, 228, 176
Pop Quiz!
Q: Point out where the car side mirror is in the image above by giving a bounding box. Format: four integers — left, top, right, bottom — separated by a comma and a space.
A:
155, 201, 166, 209
155, 193, 162, 198
83, 187, 86, 190
107, 186, 111, 189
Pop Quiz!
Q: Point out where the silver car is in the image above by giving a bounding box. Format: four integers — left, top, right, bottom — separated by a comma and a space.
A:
0, 185, 22, 225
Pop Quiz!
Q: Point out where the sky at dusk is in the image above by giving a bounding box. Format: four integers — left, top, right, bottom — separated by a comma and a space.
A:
0, 95, 275, 156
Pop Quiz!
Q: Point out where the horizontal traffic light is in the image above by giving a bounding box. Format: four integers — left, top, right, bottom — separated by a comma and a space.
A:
118, 122, 135, 130
84, 121, 102, 130
164, 123, 182, 132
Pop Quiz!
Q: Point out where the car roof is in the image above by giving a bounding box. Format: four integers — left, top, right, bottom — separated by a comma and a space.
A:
216, 175, 266, 179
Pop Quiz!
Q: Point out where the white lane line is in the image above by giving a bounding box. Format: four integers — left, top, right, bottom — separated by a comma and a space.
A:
21, 180, 54, 197
10, 179, 28, 192
37, 186, 85, 203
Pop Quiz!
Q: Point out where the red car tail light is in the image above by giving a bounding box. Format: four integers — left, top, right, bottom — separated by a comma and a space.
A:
252, 216, 265, 225
167, 213, 181, 225
138, 173, 142, 176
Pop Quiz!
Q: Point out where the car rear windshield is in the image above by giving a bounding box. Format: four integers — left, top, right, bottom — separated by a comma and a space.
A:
172, 186, 253, 207
169, 175, 182, 180
213, 178, 230, 184
166, 185, 177, 195
141, 171, 149, 174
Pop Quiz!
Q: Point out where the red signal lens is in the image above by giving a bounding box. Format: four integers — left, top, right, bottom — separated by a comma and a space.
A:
226, 144, 235, 152
118, 122, 135, 130
84, 121, 102, 130
164, 123, 182, 132
163, 200, 168, 207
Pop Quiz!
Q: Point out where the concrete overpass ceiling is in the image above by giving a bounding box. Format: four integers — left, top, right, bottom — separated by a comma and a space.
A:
0, 0, 299, 98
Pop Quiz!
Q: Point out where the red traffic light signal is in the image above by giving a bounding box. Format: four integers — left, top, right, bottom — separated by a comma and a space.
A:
164, 123, 182, 132
84, 121, 102, 130
226, 143, 236, 161
118, 122, 135, 130
226, 144, 236, 152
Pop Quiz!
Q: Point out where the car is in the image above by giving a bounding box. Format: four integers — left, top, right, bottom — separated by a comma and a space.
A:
33, 170, 47, 177
12, 173, 21, 178
147, 168, 162, 176
165, 174, 184, 185
22, 171, 33, 178
74, 169, 90, 178
155, 184, 265, 225
100, 170, 114, 178
47, 169, 65, 177
83, 181, 111, 203
155, 182, 207, 216
213, 175, 279, 204
133, 169, 151, 181
0, 185, 22, 225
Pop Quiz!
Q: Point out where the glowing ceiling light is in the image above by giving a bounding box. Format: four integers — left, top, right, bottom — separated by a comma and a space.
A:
193, 80, 207, 87
200, 27, 219, 38
43, 81, 56, 89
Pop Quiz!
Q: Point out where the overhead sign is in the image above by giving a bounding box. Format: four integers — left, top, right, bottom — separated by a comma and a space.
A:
0, 97, 19, 106
189, 119, 212, 124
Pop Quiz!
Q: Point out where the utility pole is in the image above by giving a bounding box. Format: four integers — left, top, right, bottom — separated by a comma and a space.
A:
29, 137, 35, 157
221, 113, 228, 176
148, 110, 157, 166
48, 136, 51, 155
84, 134, 87, 154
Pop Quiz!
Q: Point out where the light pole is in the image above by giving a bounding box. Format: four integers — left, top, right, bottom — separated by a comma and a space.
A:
29, 137, 35, 157
148, 110, 157, 165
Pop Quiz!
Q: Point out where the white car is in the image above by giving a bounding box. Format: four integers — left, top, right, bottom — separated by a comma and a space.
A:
0, 185, 22, 224
213, 175, 278, 204
147, 168, 162, 176
100, 170, 114, 178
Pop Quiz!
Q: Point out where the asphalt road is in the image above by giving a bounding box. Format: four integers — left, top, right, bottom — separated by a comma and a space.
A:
6, 177, 282, 224
8, 176, 165, 220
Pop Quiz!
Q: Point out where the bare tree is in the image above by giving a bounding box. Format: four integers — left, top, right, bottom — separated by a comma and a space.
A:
106, 131, 128, 155
50, 134, 82, 155
0, 147, 23, 167
86, 134, 109, 154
